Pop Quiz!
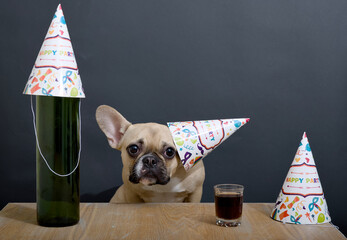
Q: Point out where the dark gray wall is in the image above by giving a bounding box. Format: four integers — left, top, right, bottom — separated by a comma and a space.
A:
1, 0, 346, 235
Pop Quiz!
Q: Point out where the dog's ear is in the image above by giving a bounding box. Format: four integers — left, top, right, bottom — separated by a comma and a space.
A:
96, 105, 131, 149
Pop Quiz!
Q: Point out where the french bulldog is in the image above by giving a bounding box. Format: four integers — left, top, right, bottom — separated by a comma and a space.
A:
96, 105, 205, 203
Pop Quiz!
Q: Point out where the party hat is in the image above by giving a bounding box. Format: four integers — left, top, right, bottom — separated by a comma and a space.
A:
23, 4, 85, 98
271, 132, 331, 224
167, 118, 250, 171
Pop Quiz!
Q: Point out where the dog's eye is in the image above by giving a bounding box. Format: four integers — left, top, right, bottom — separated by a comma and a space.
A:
164, 147, 176, 159
127, 145, 140, 156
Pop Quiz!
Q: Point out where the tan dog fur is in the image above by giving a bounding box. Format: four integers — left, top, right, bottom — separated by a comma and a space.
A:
96, 105, 205, 203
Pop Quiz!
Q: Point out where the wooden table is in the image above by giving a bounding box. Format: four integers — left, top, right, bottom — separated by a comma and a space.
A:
0, 203, 345, 240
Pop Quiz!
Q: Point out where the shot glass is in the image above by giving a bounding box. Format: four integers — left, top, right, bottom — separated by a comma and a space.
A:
214, 184, 244, 227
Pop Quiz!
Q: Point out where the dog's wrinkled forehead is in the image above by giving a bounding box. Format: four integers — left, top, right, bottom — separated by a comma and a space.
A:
121, 123, 175, 151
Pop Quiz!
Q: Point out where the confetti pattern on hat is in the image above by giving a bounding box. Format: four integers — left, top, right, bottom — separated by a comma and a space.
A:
23, 4, 85, 98
167, 118, 250, 171
271, 133, 331, 224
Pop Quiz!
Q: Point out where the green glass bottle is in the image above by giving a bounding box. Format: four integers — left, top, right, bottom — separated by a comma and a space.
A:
36, 95, 80, 227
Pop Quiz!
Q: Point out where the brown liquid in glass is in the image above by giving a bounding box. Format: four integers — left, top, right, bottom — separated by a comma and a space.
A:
215, 193, 243, 220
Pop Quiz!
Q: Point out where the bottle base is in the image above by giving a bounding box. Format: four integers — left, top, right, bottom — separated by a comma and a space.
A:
37, 218, 79, 227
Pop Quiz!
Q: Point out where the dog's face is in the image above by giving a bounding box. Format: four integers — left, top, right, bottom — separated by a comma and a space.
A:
96, 105, 180, 186
119, 123, 179, 186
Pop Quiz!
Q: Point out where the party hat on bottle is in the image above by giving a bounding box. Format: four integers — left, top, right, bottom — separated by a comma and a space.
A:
167, 118, 250, 171
23, 4, 85, 98
271, 132, 331, 224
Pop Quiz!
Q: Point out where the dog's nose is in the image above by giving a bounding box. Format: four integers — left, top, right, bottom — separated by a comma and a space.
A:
143, 156, 158, 168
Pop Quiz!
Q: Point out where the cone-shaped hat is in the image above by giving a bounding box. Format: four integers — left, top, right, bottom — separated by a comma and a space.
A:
271, 133, 331, 224
23, 4, 85, 98
167, 118, 250, 171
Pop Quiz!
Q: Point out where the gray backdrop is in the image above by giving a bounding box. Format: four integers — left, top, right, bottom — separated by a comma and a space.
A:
1, 0, 347, 235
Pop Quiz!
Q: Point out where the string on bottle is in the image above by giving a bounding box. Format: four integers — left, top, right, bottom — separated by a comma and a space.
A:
30, 95, 81, 177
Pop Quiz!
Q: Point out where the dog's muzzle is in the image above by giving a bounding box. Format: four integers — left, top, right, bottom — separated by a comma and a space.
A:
129, 153, 170, 185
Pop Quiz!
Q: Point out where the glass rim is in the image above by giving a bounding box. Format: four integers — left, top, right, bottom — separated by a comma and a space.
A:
214, 184, 244, 190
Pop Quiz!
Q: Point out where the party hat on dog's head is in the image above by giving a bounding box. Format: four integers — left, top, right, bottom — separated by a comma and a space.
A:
271, 132, 331, 224
23, 4, 85, 98
167, 118, 250, 171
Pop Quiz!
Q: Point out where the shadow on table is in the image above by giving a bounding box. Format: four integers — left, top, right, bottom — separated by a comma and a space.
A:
1, 203, 37, 225
1, 187, 118, 226
198, 216, 216, 226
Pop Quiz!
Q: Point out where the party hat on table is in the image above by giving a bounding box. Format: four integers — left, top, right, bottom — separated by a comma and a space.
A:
271, 132, 331, 224
167, 118, 250, 171
23, 4, 85, 98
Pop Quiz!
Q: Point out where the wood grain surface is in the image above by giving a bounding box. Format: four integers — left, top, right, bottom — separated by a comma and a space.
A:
0, 203, 345, 240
